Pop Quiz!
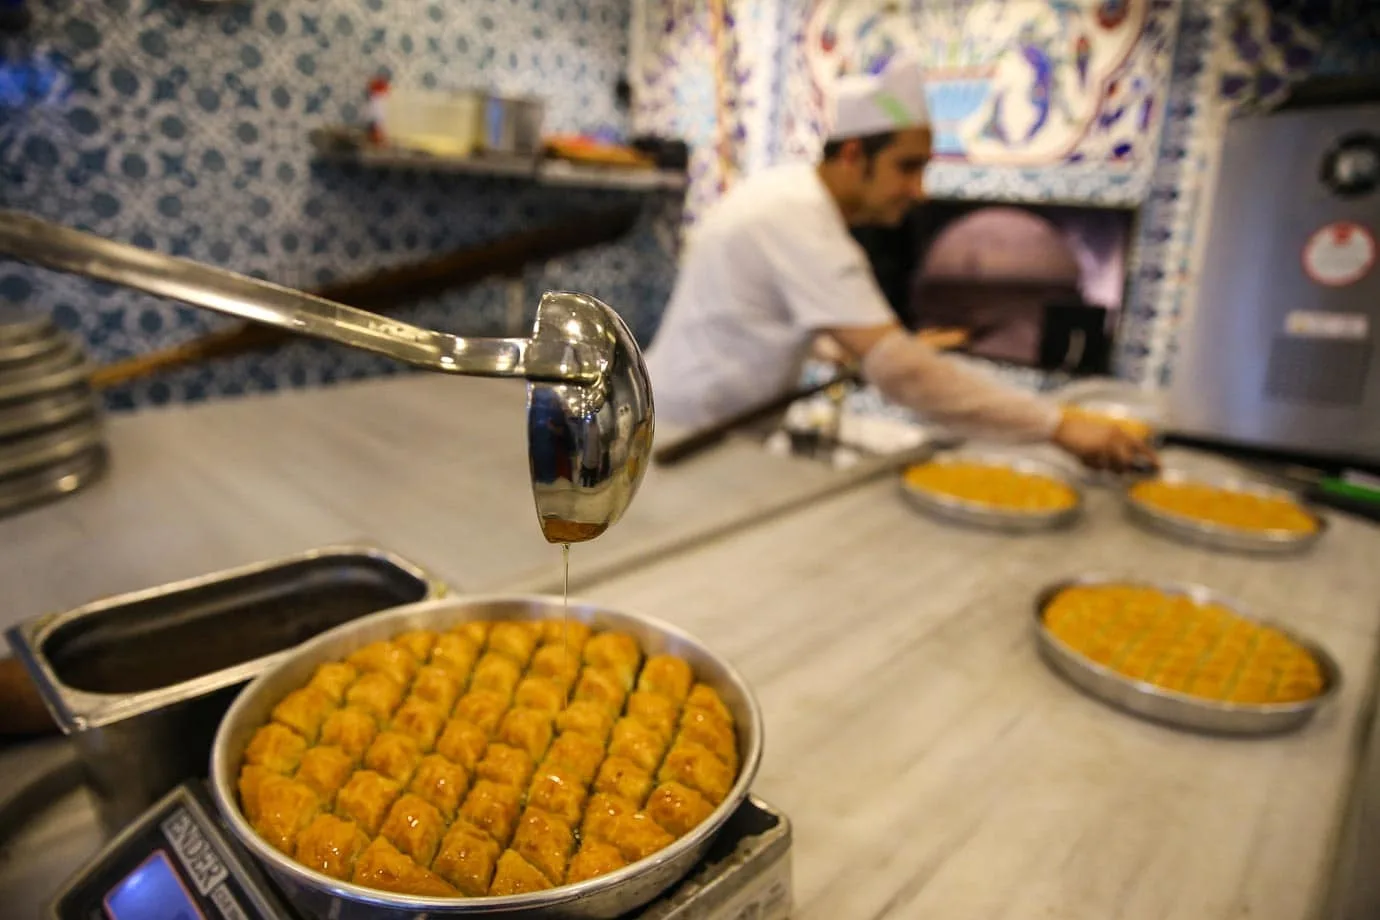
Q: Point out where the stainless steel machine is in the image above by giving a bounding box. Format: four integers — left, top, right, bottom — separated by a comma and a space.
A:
1168, 86, 1380, 465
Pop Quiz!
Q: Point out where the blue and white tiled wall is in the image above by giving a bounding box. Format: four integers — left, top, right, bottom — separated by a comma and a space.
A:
1, 0, 682, 410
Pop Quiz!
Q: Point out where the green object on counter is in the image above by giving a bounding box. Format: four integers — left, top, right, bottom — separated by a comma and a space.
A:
1318, 476, 1380, 505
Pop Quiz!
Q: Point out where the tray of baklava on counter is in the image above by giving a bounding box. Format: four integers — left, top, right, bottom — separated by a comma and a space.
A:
209, 595, 763, 919
899, 450, 1084, 533
1033, 576, 1340, 735
1122, 469, 1327, 555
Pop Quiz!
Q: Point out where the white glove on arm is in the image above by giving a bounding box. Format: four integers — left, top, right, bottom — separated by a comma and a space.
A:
860, 328, 1062, 442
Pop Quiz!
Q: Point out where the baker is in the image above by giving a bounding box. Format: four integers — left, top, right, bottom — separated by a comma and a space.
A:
644, 53, 1158, 472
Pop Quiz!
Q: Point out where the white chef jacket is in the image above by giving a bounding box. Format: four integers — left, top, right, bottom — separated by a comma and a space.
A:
645, 163, 893, 430
645, 162, 1062, 442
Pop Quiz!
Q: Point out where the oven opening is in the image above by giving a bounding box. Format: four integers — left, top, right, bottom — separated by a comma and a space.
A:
856, 198, 1139, 375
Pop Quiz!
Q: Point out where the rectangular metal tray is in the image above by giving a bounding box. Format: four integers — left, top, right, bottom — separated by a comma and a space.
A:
6, 545, 449, 832
1033, 574, 1341, 736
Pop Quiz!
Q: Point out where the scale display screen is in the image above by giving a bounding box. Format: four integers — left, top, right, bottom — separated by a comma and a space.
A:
102, 849, 206, 920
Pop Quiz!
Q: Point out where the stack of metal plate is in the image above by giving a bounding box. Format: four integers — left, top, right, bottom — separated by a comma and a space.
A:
0, 306, 106, 519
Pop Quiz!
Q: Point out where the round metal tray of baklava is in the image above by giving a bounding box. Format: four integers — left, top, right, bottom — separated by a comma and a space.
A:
1122, 469, 1327, 555
1033, 575, 1341, 735
0, 444, 108, 519
899, 451, 1084, 533
211, 595, 764, 919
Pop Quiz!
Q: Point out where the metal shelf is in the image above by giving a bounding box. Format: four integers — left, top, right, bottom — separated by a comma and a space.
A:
308, 128, 688, 192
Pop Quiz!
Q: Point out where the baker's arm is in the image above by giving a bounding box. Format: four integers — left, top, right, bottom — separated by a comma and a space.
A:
826, 323, 1158, 472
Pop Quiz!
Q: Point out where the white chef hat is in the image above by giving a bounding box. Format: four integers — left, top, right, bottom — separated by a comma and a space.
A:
825, 51, 930, 141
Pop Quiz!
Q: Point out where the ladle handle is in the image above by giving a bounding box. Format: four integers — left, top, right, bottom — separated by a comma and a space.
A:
0, 210, 597, 382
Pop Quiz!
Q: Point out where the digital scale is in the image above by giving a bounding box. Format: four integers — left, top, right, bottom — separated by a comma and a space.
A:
46, 781, 793, 920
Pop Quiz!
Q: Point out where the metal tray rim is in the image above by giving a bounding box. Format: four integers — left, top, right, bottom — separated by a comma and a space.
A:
1032, 574, 1342, 733
899, 450, 1085, 532
0, 387, 96, 440
0, 444, 107, 520
0, 414, 105, 480
1122, 469, 1328, 554
4, 545, 452, 732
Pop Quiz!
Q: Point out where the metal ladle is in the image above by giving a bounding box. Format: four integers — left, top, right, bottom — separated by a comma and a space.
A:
0, 210, 654, 544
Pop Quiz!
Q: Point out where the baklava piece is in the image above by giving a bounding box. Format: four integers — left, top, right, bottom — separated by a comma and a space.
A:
459, 780, 523, 847
390, 696, 446, 751
582, 632, 642, 689
554, 700, 615, 744
294, 745, 355, 806
514, 676, 566, 715
345, 671, 405, 723
294, 814, 369, 881
543, 731, 606, 786
306, 661, 359, 704
378, 793, 447, 866
490, 849, 552, 895
593, 756, 653, 806
529, 644, 581, 691
429, 632, 481, 680
435, 718, 489, 771
658, 741, 733, 805
270, 687, 335, 743
393, 629, 438, 663
645, 782, 714, 838
318, 706, 379, 762
242, 723, 307, 775
408, 753, 471, 821
364, 731, 424, 786
475, 744, 536, 790
608, 719, 668, 774
249, 774, 320, 855
433, 820, 500, 896
334, 770, 402, 837
352, 837, 456, 897
469, 652, 522, 701
539, 619, 591, 655
347, 640, 418, 688
572, 667, 627, 715
487, 621, 540, 666
625, 690, 679, 742
636, 655, 694, 704
510, 808, 575, 883
677, 707, 738, 767
496, 707, 554, 762
525, 763, 588, 826
452, 691, 510, 736
410, 664, 463, 715
599, 811, 675, 862
565, 839, 628, 884
581, 792, 636, 841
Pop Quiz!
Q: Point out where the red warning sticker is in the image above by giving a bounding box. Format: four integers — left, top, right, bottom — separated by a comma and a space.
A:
1302, 221, 1376, 287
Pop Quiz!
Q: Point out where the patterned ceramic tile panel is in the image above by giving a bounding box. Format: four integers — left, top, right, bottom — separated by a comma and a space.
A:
777, 0, 1182, 203
0, 0, 686, 410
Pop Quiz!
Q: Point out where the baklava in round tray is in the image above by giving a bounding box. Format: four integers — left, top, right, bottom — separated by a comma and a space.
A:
1033, 577, 1339, 735
900, 453, 1084, 532
211, 596, 759, 919
1124, 470, 1326, 554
